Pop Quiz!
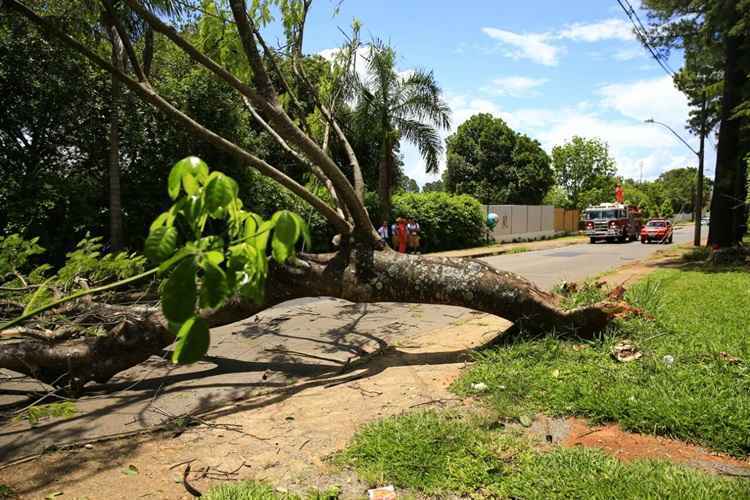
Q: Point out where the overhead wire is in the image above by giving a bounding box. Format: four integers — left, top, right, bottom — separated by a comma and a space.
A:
615, 0, 675, 77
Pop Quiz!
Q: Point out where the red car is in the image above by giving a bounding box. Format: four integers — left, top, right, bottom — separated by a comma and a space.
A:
640, 219, 673, 244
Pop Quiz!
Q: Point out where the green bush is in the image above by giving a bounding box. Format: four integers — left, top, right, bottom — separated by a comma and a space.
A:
389, 192, 485, 252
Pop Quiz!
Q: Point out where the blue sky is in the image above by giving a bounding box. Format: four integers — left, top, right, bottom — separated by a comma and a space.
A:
293, 0, 713, 187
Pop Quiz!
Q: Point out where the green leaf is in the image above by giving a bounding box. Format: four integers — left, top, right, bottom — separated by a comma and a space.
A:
149, 212, 170, 231
290, 212, 311, 248
171, 316, 210, 364
167, 162, 187, 200
168, 157, 209, 199
144, 226, 178, 264
204, 250, 224, 266
157, 247, 193, 274
204, 172, 235, 215
23, 278, 52, 315
177, 156, 209, 182
199, 259, 229, 309
271, 211, 298, 263
161, 258, 197, 323
182, 173, 199, 196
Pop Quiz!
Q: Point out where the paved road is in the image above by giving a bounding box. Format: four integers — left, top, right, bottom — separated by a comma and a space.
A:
481, 226, 695, 290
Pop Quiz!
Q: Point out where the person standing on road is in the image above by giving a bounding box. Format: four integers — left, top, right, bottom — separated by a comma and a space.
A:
378, 221, 390, 244
407, 217, 421, 253
396, 217, 408, 253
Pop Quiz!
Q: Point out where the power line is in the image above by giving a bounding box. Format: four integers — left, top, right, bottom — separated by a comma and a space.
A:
616, 0, 675, 77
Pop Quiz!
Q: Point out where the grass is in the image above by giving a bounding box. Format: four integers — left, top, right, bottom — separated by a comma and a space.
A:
204, 482, 341, 500
339, 410, 749, 499
682, 246, 711, 262
16, 402, 77, 425
506, 246, 530, 254
455, 266, 750, 456
552, 280, 606, 310
0, 484, 16, 499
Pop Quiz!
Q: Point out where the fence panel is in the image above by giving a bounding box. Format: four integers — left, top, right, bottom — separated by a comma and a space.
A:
527, 205, 542, 233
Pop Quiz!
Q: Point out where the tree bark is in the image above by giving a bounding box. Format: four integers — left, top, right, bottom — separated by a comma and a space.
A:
707, 8, 745, 248
0, 248, 611, 391
108, 22, 124, 251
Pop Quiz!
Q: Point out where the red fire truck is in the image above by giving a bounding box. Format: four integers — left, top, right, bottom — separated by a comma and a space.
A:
584, 203, 643, 243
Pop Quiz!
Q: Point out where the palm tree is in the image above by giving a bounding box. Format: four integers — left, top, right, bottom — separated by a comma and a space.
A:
101, 0, 179, 251
354, 43, 451, 220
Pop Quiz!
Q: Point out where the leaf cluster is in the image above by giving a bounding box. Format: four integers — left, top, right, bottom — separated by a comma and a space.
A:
145, 156, 309, 363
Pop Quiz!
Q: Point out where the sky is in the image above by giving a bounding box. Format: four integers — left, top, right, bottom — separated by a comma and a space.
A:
292, 0, 713, 187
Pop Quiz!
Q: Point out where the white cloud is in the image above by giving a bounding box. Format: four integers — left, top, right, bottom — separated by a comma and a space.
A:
598, 76, 690, 131
613, 47, 645, 61
481, 27, 561, 66
559, 19, 635, 42
486, 76, 548, 97
318, 46, 372, 83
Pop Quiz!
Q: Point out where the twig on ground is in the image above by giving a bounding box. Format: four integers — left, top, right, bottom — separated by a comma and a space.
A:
408, 398, 462, 409
182, 463, 203, 497
575, 427, 604, 439
169, 458, 196, 470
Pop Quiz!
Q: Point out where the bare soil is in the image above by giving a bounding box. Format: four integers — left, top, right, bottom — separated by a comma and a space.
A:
561, 418, 750, 477
1, 309, 510, 499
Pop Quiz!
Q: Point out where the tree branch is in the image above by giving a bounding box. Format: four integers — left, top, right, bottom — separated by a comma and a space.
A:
123, 0, 371, 239
290, 10, 366, 203
242, 96, 347, 220
101, 0, 147, 83
8, 0, 351, 235
228, 0, 276, 100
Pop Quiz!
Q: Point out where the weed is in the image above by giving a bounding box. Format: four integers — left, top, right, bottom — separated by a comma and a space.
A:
624, 278, 662, 311
337, 410, 523, 496
17, 402, 77, 425
457, 267, 750, 456
555, 281, 606, 310
0, 484, 16, 499
683, 246, 710, 262
204, 481, 340, 500
506, 246, 530, 254
340, 410, 749, 498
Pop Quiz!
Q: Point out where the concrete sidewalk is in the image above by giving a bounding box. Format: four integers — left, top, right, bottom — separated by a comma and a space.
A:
430, 234, 587, 259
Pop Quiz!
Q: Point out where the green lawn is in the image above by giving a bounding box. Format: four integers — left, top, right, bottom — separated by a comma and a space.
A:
455, 265, 750, 456
339, 411, 749, 499
205, 482, 341, 500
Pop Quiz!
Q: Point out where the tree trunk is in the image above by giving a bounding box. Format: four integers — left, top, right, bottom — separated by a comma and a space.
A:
378, 139, 394, 222
108, 23, 125, 251
0, 248, 611, 391
707, 11, 745, 248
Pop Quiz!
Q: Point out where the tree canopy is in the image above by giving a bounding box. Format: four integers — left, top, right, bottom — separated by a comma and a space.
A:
444, 113, 553, 205
550, 136, 617, 210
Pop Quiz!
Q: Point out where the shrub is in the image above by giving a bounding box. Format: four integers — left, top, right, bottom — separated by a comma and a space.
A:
389, 192, 485, 252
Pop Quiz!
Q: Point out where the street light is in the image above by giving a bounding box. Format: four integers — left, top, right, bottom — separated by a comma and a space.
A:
644, 117, 706, 246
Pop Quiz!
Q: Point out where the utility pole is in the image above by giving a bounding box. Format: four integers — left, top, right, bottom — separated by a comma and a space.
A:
693, 92, 707, 247
644, 117, 705, 246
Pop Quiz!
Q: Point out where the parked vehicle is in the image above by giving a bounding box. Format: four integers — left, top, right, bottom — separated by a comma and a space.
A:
584, 203, 642, 243
640, 219, 673, 244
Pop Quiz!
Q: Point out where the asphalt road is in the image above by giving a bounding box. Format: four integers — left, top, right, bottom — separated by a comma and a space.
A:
481, 226, 695, 290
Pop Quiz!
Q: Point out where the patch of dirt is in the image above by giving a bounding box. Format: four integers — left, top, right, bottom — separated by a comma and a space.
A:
598, 244, 695, 289
560, 417, 750, 477
1, 312, 510, 500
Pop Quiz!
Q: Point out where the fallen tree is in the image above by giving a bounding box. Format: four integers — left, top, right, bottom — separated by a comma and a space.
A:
1, 0, 614, 391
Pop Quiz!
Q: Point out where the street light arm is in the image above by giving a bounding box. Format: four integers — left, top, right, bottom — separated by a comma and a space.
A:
644, 118, 700, 156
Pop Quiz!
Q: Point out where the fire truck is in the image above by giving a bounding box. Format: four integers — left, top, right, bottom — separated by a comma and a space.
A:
584, 203, 643, 243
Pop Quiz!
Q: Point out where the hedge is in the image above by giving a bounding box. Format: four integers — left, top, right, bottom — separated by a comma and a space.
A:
387, 192, 485, 252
